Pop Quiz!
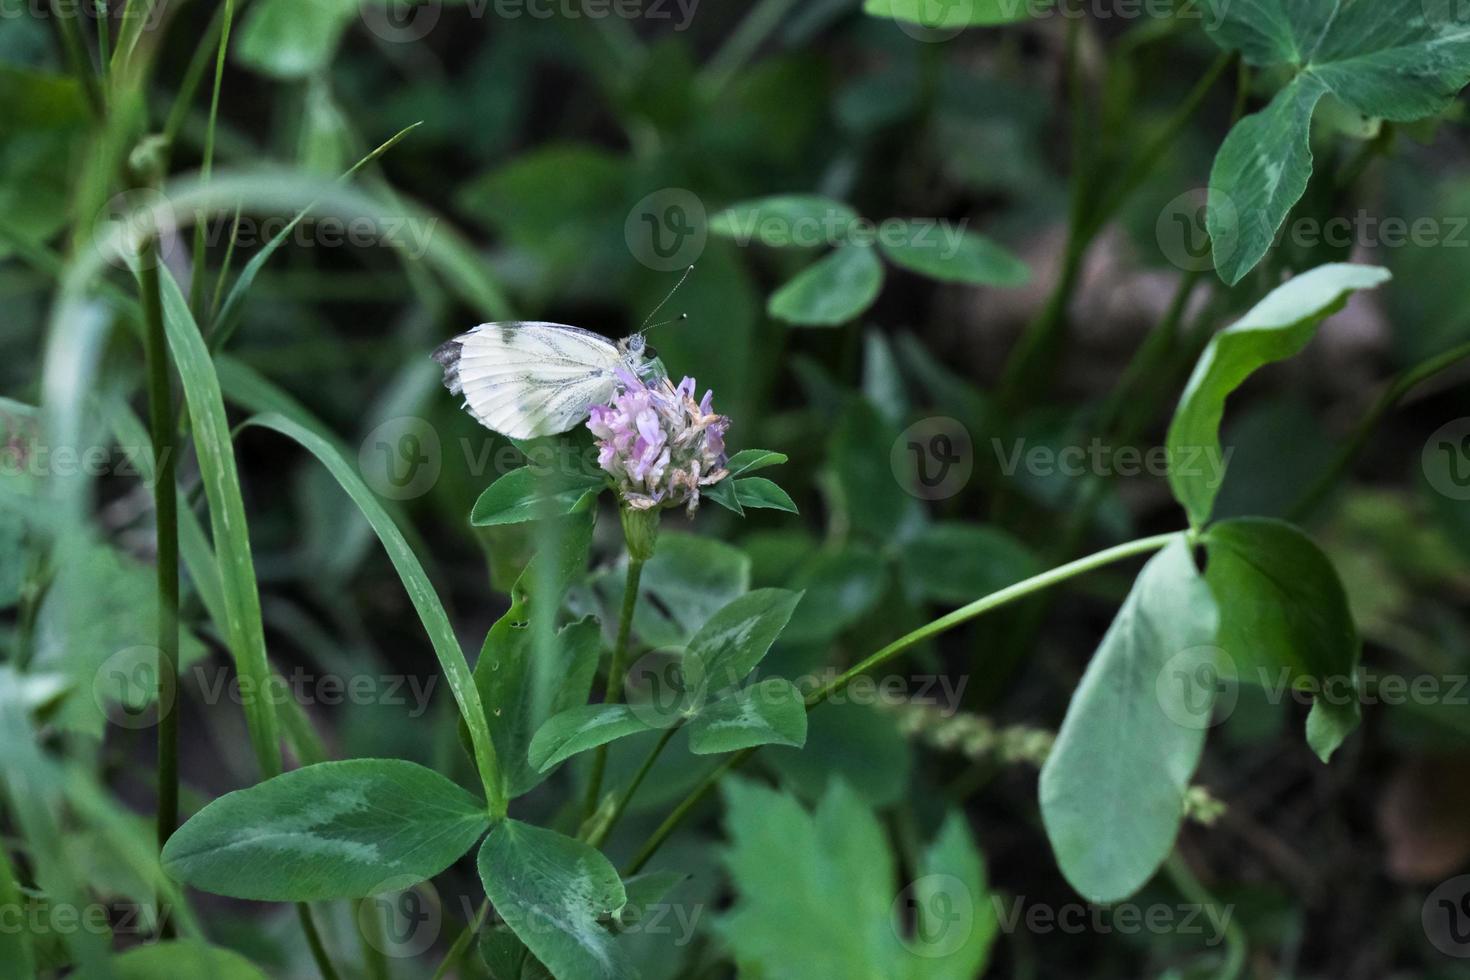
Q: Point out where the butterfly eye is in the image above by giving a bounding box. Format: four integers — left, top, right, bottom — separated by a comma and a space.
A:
644, 344, 659, 360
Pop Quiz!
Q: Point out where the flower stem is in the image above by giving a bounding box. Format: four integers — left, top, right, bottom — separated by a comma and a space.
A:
623, 531, 1184, 874
584, 557, 645, 818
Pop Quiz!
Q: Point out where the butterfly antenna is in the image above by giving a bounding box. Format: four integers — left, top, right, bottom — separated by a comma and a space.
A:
641, 313, 688, 334
639, 265, 695, 333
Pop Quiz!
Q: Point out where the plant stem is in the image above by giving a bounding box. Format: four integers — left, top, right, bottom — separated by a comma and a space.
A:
161, 1, 229, 160
996, 48, 1233, 409
1082, 50, 1236, 239
1162, 853, 1246, 979
587, 724, 678, 849
297, 904, 342, 980
624, 751, 746, 876
584, 557, 644, 818
431, 900, 489, 980
95, 1, 111, 84
700, 0, 801, 95
1289, 339, 1470, 521
188, 0, 234, 323
139, 240, 179, 859
623, 531, 1184, 873
49, 0, 106, 120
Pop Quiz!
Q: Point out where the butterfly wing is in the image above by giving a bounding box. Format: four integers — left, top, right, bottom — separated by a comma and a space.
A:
434, 322, 623, 439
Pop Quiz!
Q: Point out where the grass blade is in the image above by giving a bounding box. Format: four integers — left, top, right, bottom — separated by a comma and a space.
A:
156, 271, 283, 778
211, 122, 425, 350
242, 411, 505, 814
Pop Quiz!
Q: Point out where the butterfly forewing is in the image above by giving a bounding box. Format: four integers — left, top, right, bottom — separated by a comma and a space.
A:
435, 321, 624, 439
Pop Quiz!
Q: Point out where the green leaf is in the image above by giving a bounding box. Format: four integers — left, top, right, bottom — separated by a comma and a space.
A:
0, 845, 33, 975
470, 510, 597, 797
718, 779, 996, 979
709, 195, 859, 247
1165, 264, 1391, 527
158, 273, 282, 775
1039, 539, 1220, 904
235, 0, 357, 79
529, 704, 661, 772
781, 546, 889, 645
725, 449, 789, 477
704, 448, 790, 516
766, 701, 913, 807
910, 814, 1001, 978
471, 467, 605, 527
898, 522, 1041, 606
213, 123, 425, 347
162, 759, 489, 901
113, 941, 268, 979
831, 398, 917, 540
32, 541, 208, 735
486, 613, 604, 793
1203, 0, 1470, 282
863, 0, 1047, 28
477, 820, 632, 980
458, 143, 630, 284
688, 588, 803, 691
706, 476, 799, 515
1204, 518, 1361, 761
734, 477, 798, 513
688, 678, 808, 755
625, 534, 751, 648
769, 245, 885, 326
0, 67, 88, 255
879, 227, 1030, 286
243, 413, 504, 808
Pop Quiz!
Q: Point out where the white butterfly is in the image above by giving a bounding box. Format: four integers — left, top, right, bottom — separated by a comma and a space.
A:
433, 322, 665, 439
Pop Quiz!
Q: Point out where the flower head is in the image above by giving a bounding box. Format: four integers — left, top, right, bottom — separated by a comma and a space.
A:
587, 370, 729, 514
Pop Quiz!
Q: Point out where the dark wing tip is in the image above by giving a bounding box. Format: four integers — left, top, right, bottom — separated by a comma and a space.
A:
432, 338, 463, 395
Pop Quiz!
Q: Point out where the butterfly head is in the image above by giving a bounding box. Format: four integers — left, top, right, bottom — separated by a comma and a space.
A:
619, 333, 648, 359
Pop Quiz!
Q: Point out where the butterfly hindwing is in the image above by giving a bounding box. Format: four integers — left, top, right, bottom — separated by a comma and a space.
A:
435, 322, 624, 439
